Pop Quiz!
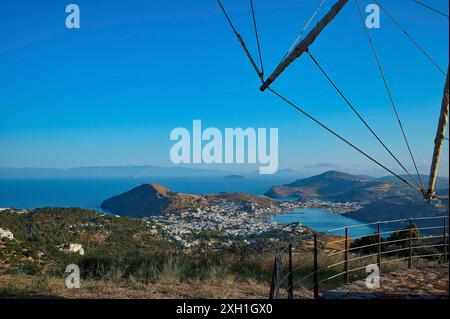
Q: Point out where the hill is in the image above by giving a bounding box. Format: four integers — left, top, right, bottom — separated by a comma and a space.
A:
101, 184, 202, 217
266, 171, 449, 221
101, 184, 276, 217
265, 171, 386, 199
266, 171, 449, 201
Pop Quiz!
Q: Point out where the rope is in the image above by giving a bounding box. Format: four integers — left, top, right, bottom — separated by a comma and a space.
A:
217, 0, 264, 82
433, 195, 449, 201
375, 0, 446, 76
355, 0, 425, 191
267, 87, 423, 194
307, 51, 423, 190
278, 0, 328, 66
411, 0, 449, 18
250, 0, 264, 78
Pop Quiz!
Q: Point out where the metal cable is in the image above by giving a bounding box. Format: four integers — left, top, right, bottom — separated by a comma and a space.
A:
267, 87, 423, 193
412, 0, 449, 18
278, 0, 328, 66
250, 0, 265, 77
217, 0, 264, 82
356, 0, 425, 190
375, 0, 446, 76
307, 51, 423, 190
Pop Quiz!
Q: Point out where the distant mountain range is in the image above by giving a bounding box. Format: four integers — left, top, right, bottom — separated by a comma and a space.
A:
0, 166, 303, 179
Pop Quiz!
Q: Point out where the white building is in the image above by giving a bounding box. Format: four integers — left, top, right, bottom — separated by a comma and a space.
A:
58, 243, 85, 256
0, 228, 14, 240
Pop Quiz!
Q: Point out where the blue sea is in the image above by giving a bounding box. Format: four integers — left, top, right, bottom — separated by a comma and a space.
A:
272, 208, 379, 237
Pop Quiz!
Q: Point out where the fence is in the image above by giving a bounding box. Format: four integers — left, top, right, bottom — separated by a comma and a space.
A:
269, 215, 449, 299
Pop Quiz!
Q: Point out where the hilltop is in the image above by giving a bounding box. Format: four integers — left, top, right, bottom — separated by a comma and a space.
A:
101, 184, 277, 218
100, 184, 203, 217
265, 171, 384, 198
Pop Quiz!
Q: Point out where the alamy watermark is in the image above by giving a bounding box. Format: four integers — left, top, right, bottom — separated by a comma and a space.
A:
65, 264, 80, 289
65, 4, 80, 29
366, 4, 381, 29
170, 120, 278, 174
365, 264, 380, 289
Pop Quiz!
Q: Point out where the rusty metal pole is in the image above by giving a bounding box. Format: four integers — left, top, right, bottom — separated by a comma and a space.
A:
269, 257, 277, 299
344, 227, 349, 284
377, 223, 382, 274
288, 243, 293, 299
408, 219, 413, 269
444, 217, 448, 263
313, 233, 319, 299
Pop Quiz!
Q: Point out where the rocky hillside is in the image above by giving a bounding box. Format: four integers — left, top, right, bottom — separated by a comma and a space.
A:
101, 184, 276, 217
266, 171, 449, 200
101, 184, 203, 217
266, 171, 449, 221
265, 171, 385, 199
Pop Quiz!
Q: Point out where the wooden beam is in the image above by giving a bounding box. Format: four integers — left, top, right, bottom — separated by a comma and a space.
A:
427, 67, 449, 200
260, 0, 349, 91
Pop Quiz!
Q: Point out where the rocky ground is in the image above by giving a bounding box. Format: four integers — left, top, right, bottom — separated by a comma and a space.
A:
322, 266, 449, 299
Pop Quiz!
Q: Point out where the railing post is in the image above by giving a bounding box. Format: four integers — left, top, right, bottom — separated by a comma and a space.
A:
444, 217, 448, 263
377, 222, 382, 274
288, 243, 293, 299
269, 256, 277, 299
313, 233, 319, 299
344, 227, 349, 284
408, 219, 413, 268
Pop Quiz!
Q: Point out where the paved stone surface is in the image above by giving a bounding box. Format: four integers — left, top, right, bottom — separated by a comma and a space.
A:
321, 266, 449, 299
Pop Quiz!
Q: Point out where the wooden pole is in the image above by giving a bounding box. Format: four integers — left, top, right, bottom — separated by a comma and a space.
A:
288, 243, 293, 299
427, 67, 449, 200
313, 234, 319, 299
408, 219, 413, 268
260, 0, 349, 91
377, 223, 382, 274
344, 227, 349, 283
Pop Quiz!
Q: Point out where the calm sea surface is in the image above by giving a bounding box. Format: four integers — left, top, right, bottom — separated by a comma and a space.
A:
272, 208, 379, 237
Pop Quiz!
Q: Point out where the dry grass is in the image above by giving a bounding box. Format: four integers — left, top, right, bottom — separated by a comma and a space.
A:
0, 274, 269, 299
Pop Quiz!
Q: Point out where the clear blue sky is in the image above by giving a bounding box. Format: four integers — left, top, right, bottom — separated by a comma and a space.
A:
0, 0, 448, 176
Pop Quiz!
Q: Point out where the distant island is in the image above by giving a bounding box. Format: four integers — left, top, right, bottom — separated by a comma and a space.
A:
225, 175, 244, 179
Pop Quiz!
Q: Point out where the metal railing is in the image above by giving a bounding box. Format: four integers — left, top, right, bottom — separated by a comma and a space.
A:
269, 215, 449, 299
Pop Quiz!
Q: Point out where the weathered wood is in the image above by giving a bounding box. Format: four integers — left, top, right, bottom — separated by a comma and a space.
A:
427, 67, 449, 200
260, 0, 349, 91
